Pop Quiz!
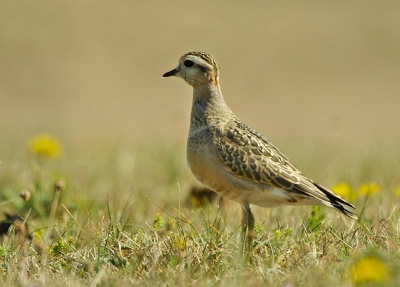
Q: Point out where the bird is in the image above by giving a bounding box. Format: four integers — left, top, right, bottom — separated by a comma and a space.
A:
162, 51, 357, 251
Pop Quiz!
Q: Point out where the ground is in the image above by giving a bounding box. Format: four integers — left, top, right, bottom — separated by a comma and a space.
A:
0, 139, 399, 286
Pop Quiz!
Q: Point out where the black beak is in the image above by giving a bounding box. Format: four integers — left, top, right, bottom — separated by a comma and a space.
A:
162, 68, 178, 78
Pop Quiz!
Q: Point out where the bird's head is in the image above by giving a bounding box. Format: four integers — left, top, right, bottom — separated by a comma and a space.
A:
163, 51, 219, 87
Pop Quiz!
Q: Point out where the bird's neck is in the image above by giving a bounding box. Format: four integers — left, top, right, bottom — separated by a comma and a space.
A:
190, 84, 234, 128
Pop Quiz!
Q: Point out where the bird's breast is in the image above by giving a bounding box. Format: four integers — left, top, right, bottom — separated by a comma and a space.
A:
187, 130, 227, 192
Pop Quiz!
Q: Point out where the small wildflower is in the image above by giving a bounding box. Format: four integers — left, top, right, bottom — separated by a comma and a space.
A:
351, 256, 389, 285
396, 187, 400, 197
50, 238, 69, 255
0, 213, 29, 241
153, 213, 165, 231
32, 230, 45, 244
332, 182, 352, 199
29, 134, 62, 158
20, 190, 31, 202
13, 219, 29, 243
332, 182, 357, 202
274, 229, 282, 239
254, 222, 264, 236
278, 256, 286, 268
173, 237, 186, 249
358, 183, 380, 196
283, 228, 293, 237
54, 179, 66, 193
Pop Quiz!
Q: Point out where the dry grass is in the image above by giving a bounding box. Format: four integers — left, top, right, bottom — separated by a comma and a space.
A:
1, 138, 400, 286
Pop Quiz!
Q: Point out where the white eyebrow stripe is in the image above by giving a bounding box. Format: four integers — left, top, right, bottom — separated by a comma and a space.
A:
186, 56, 213, 70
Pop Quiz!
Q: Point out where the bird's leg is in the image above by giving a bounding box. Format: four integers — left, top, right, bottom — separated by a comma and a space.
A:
240, 202, 255, 254
218, 196, 226, 235
240, 204, 247, 255
246, 203, 255, 251
218, 196, 225, 217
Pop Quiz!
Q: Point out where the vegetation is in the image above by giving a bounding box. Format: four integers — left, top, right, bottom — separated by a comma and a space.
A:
0, 134, 399, 286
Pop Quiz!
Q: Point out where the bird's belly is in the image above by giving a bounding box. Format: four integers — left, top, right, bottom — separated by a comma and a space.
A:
187, 142, 284, 205
187, 142, 316, 207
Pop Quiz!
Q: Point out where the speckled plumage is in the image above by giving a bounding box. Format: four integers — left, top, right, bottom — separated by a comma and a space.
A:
163, 51, 357, 250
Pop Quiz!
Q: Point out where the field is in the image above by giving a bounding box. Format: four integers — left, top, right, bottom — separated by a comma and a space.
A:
1, 1, 400, 286
1, 138, 399, 286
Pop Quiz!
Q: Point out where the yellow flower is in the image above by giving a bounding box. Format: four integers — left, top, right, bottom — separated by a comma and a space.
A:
29, 134, 62, 158
396, 187, 400, 198
331, 182, 356, 202
332, 182, 351, 198
274, 229, 282, 239
351, 256, 389, 285
358, 183, 380, 196
32, 229, 45, 244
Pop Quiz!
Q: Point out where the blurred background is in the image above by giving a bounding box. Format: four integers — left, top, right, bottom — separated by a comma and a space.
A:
1, 0, 399, 148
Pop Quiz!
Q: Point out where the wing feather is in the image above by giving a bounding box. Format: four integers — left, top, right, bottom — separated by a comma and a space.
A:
214, 119, 357, 218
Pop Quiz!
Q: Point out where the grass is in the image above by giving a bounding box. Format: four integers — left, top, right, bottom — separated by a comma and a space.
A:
1, 136, 400, 286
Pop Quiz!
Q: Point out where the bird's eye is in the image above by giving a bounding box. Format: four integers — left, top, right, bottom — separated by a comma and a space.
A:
184, 60, 194, 67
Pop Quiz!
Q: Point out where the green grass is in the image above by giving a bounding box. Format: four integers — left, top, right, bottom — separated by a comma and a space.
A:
0, 137, 400, 286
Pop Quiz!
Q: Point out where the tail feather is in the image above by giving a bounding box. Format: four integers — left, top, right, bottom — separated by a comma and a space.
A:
315, 183, 358, 219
